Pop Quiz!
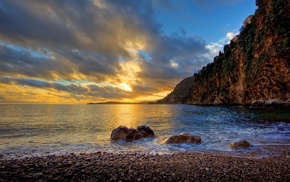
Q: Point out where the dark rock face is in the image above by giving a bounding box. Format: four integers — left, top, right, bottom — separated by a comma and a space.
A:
110, 125, 155, 142
165, 133, 201, 144
187, 0, 290, 105
229, 140, 251, 149
155, 76, 195, 104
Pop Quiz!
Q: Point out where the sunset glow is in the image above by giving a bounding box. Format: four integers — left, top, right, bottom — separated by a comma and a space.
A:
0, 0, 256, 103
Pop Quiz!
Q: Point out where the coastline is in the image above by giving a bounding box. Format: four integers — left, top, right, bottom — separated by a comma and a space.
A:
1, 151, 289, 181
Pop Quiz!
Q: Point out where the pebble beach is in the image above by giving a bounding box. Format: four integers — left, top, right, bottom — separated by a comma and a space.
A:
1, 151, 290, 181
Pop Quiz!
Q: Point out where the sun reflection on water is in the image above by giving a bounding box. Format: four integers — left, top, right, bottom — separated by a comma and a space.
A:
112, 104, 140, 128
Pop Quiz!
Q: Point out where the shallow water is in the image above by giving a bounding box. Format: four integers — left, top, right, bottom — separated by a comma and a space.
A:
0, 104, 290, 159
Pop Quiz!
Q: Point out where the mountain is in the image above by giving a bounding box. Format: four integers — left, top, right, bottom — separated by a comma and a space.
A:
160, 0, 290, 105
155, 76, 195, 104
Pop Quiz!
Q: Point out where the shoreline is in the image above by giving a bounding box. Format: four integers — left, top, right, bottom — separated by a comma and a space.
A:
1, 142, 290, 160
1, 151, 290, 181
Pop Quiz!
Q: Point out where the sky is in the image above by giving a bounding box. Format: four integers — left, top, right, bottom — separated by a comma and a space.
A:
0, 0, 257, 104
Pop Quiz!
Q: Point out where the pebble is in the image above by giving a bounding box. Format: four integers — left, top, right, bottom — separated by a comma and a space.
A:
0, 152, 289, 181
42, 163, 48, 168
32, 172, 42, 179
56, 163, 62, 168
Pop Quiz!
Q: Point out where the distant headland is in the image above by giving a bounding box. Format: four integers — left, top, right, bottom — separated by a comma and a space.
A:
87, 101, 147, 104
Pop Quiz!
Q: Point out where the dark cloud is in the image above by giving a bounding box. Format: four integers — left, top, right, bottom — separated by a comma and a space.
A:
61, 49, 120, 77
0, 1, 78, 49
0, 42, 123, 81
87, 84, 128, 99
139, 33, 209, 80
0, 43, 72, 79
0, 77, 130, 100
0, 0, 157, 56
15, 78, 51, 88
0, 0, 155, 79
131, 84, 159, 95
0, 77, 73, 92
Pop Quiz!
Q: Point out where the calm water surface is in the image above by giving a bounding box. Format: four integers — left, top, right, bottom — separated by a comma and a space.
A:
0, 104, 290, 159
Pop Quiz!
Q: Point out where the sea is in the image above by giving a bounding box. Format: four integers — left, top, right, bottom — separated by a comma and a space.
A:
1, 104, 290, 159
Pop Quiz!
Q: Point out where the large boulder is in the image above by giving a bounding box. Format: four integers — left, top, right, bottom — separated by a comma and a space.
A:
137, 125, 155, 138
229, 140, 251, 149
110, 125, 155, 142
165, 133, 201, 144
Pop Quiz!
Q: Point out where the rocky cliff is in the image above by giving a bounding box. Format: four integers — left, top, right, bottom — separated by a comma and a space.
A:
161, 0, 290, 105
156, 76, 195, 104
